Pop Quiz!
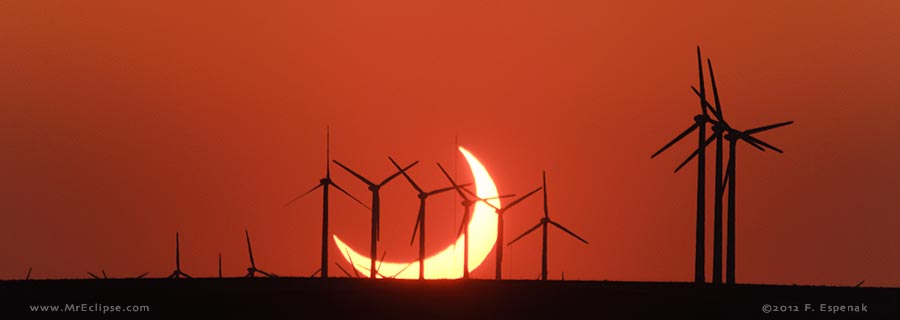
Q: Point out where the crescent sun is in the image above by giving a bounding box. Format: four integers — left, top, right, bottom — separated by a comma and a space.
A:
333, 146, 500, 279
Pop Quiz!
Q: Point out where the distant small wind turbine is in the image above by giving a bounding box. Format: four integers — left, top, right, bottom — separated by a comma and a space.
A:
244, 229, 277, 278
167, 232, 191, 279
508, 171, 589, 281
464, 184, 542, 280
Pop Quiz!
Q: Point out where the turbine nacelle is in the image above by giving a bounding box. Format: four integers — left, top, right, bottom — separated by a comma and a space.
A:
725, 133, 740, 141
711, 123, 728, 132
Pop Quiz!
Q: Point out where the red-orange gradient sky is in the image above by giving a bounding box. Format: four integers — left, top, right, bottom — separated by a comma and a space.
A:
2, 1, 899, 286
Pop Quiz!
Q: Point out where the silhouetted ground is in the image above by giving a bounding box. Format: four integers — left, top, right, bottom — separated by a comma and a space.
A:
1, 278, 896, 319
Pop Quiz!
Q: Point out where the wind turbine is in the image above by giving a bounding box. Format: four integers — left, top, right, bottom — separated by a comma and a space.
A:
436, 163, 514, 279
508, 171, 589, 281
681, 54, 758, 284
677, 58, 793, 285
285, 127, 370, 280
167, 232, 191, 279
464, 184, 543, 280
244, 229, 277, 278
218, 253, 222, 278
388, 156, 469, 280
332, 159, 418, 279
651, 46, 722, 283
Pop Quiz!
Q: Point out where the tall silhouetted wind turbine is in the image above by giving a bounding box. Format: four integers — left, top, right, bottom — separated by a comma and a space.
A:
389, 156, 467, 280
167, 232, 191, 279
333, 159, 418, 279
651, 46, 724, 283
244, 229, 278, 278
465, 185, 543, 280
285, 127, 370, 280
436, 163, 514, 279
676, 57, 793, 285
508, 171, 588, 281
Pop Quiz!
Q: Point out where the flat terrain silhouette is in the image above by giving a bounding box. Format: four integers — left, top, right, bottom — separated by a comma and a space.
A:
2, 278, 896, 319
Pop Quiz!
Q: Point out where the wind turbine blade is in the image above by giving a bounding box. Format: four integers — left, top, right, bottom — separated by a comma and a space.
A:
285, 183, 324, 207
409, 210, 423, 246
504, 187, 543, 211
722, 164, 731, 190
257, 270, 277, 278
456, 209, 471, 238
652, 122, 700, 159
543, 171, 549, 218
742, 134, 783, 153
436, 162, 467, 199
310, 268, 322, 278
427, 183, 473, 196
460, 186, 499, 211
102, 270, 107, 279
335, 263, 352, 278
463, 185, 515, 202
175, 232, 181, 269
136, 272, 149, 279
332, 160, 375, 186
549, 220, 589, 245
345, 248, 360, 278
708, 58, 725, 122
331, 182, 371, 210
325, 126, 331, 177
674, 134, 716, 173
391, 262, 414, 279
245, 229, 256, 269
389, 157, 424, 194
740, 135, 766, 151
88, 272, 100, 279
697, 46, 708, 118
488, 194, 516, 200
376, 251, 387, 273
691, 86, 722, 120
382, 160, 419, 186
507, 221, 544, 246
744, 121, 794, 135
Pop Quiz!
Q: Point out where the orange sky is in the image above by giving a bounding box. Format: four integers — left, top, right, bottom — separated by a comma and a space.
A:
1, 1, 899, 286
